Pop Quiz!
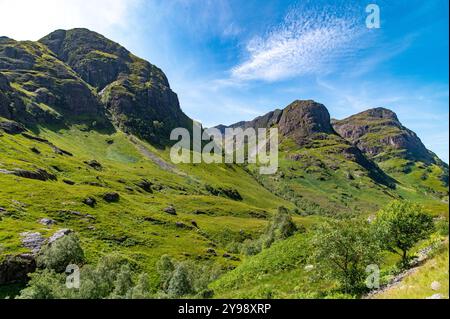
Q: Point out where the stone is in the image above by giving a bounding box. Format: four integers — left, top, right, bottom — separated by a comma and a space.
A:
39, 218, 55, 226
48, 229, 72, 244
103, 192, 120, 203
84, 160, 102, 170
0, 254, 36, 284
163, 206, 177, 215
304, 264, 314, 271
426, 293, 442, 299
83, 197, 97, 207
430, 281, 441, 291
0, 120, 25, 134
11, 168, 57, 181
63, 179, 75, 185
206, 248, 217, 256
20, 232, 45, 254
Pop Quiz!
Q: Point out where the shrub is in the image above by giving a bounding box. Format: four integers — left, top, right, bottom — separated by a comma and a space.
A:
374, 200, 434, 267
310, 218, 381, 294
37, 233, 85, 273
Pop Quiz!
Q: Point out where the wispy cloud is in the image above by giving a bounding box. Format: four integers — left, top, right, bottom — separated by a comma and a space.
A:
231, 3, 369, 81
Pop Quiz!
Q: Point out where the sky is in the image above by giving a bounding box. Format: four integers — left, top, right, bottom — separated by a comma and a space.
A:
0, 0, 448, 162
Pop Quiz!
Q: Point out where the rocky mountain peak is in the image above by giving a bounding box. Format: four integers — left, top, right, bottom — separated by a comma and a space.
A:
333, 107, 438, 164
278, 100, 334, 139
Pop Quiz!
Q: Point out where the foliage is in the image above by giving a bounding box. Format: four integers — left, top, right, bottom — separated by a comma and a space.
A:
309, 218, 381, 294
374, 200, 434, 267
37, 233, 85, 273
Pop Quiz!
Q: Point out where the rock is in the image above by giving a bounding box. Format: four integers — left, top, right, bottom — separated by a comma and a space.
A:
63, 179, 75, 185
20, 232, 45, 254
191, 220, 199, 228
136, 179, 153, 193
426, 293, 442, 299
223, 253, 231, 258
30, 147, 40, 154
163, 206, 177, 215
0, 254, 36, 284
84, 160, 102, 170
304, 264, 314, 271
11, 168, 57, 181
83, 197, 97, 207
0, 120, 25, 134
48, 229, 72, 244
431, 281, 441, 291
206, 248, 217, 256
175, 221, 189, 228
103, 192, 120, 203
39, 218, 55, 226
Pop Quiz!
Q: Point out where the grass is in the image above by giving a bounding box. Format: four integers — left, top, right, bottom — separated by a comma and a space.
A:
374, 242, 449, 299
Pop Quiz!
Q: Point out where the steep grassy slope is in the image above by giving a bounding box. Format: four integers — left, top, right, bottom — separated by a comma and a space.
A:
0, 123, 293, 288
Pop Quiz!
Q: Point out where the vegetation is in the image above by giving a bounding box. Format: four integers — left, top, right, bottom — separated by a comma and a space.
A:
374, 201, 434, 267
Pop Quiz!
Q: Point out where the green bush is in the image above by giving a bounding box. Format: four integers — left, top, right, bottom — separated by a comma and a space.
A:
374, 200, 434, 267
37, 233, 85, 273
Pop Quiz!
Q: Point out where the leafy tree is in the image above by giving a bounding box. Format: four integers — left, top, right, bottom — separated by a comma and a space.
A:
131, 273, 152, 299
262, 206, 298, 248
156, 254, 175, 290
37, 233, 85, 273
310, 218, 381, 293
167, 262, 192, 297
374, 200, 434, 267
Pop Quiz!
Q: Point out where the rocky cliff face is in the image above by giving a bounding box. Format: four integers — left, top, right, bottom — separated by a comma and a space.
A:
0, 29, 192, 145
40, 28, 192, 145
0, 35, 106, 126
332, 107, 439, 164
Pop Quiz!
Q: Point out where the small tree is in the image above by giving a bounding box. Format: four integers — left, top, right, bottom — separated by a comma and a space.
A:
37, 233, 85, 273
374, 200, 434, 267
262, 206, 298, 248
310, 218, 381, 294
167, 262, 192, 297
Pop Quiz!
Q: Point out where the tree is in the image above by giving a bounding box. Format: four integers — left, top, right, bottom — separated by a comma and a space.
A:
374, 200, 434, 267
37, 233, 85, 273
262, 206, 298, 248
167, 262, 192, 297
310, 218, 381, 293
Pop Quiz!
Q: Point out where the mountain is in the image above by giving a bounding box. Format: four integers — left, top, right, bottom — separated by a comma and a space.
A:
0, 29, 448, 298
0, 29, 192, 145
217, 100, 398, 214
333, 108, 448, 197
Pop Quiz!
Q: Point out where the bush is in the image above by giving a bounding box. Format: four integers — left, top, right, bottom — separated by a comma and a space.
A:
167, 262, 192, 297
374, 200, 434, 267
37, 233, 85, 273
310, 218, 381, 294
262, 206, 298, 248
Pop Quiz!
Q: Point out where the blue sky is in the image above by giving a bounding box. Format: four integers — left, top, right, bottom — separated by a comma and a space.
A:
0, 0, 448, 162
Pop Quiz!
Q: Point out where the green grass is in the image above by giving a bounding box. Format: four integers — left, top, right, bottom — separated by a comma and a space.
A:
374, 242, 449, 299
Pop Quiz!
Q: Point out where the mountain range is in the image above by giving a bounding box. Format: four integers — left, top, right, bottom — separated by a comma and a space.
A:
0, 29, 448, 296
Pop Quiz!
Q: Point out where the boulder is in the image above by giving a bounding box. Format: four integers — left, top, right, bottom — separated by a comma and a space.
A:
83, 197, 97, 207
102, 192, 120, 203
48, 229, 72, 244
0, 254, 36, 284
20, 232, 45, 254
39, 218, 55, 226
431, 281, 441, 291
84, 160, 102, 170
11, 168, 57, 181
163, 206, 177, 215
0, 120, 25, 134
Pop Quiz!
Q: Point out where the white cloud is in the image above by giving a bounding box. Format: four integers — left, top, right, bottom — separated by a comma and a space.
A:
0, 0, 141, 41
231, 5, 368, 82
